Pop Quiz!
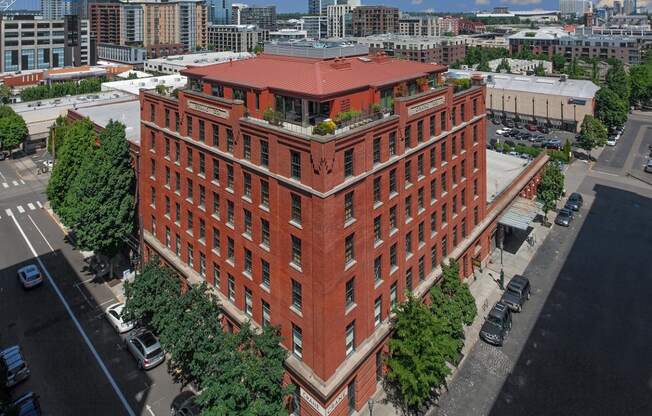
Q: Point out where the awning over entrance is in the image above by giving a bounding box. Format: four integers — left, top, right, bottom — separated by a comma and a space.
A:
499, 197, 542, 231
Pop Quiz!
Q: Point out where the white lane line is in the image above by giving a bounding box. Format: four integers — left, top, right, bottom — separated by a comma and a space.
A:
19, 179, 25, 185
17, 205, 25, 214
11, 215, 136, 416
5, 208, 12, 217
2, 182, 8, 189
27, 203, 36, 211
12, 180, 18, 186
27, 215, 54, 252
146, 404, 156, 416
0, 170, 6, 181
36, 201, 43, 208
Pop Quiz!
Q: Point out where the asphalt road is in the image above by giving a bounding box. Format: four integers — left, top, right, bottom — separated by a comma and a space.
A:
0, 151, 182, 415
595, 114, 652, 177
439, 114, 652, 415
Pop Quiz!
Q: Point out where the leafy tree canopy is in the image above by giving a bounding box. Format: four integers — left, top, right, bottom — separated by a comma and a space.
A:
595, 87, 628, 131
605, 60, 630, 103
537, 162, 565, 222
0, 108, 27, 151
577, 115, 608, 156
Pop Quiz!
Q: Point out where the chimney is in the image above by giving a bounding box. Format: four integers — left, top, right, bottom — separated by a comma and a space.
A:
471, 73, 484, 86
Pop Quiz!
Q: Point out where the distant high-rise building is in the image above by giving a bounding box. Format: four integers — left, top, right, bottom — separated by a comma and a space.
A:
302, 15, 327, 39
614, 0, 622, 15
559, 0, 592, 16
231, 2, 246, 24
326, 4, 356, 38
351, 6, 399, 37
208, 0, 231, 24
41, 0, 65, 19
239, 5, 276, 30
623, 0, 634, 14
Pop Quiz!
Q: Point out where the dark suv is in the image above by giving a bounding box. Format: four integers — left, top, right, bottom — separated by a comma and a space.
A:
480, 302, 512, 346
565, 192, 583, 211
501, 275, 531, 312
171, 391, 201, 416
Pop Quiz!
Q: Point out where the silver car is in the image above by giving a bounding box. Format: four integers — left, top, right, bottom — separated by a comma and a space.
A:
125, 329, 165, 370
17, 264, 44, 289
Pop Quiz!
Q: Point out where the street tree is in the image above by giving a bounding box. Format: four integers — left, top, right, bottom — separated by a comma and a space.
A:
496, 58, 511, 73
628, 63, 652, 108
62, 120, 135, 256
431, 259, 477, 341
0, 106, 27, 152
537, 162, 565, 225
576, 115, 608, 160
48, 115, 70, 156
534, 63, 546, 76
123, 258, 181, 327
46, 118, 96, 213
595, 88, 628, 131
476, 59, 490, 72
198, 324, 293, 416
386, 295, 457, 413
551, 54, 566, 72
605, 60, 630, 103
0, 84, 11, 104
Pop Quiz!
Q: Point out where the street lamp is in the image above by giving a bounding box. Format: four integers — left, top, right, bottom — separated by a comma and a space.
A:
368, 399, 375, 416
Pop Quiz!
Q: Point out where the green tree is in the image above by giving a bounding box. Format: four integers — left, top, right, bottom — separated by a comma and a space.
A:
386, 296, 457, 413
253, 44, 264, 54
48, 115, 70, 156
605, 61, 630, 103
628, 63, 652, 107
577, 115, 608, 159
46, 118, 96, 212
0, 84, 11, 104
0, 107, 27, 152
534, 63, 546, 76
198, 324, 293, 416
564, 59, 585, 79
537, 162, 565, 225
595, 87, 628, 131
476, 59, 491, 72
62, 120, 135, 255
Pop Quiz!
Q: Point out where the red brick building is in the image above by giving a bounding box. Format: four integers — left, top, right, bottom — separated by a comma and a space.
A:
138, 52, 539, 415
89, 3, 122, 45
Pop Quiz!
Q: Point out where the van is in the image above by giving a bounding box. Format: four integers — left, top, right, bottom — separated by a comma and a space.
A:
1, 345, 31, 388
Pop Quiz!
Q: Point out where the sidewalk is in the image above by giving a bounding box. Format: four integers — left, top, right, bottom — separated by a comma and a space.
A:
356, 157, 590, 416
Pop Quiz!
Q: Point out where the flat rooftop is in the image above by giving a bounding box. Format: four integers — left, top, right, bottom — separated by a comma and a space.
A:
183, 54, 446, 96
486, 150, 529, 203
145, 51, 254, 68
73, 100, 141, 146
101, 74, 187, 96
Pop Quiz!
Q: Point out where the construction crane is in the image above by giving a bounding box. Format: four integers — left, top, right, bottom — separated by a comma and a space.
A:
0, 0, 16, 12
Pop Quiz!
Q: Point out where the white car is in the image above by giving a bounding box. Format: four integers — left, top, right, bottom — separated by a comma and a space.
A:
496, 129, 509, 135
105, 302, 135, 334
606, 137, 617, 146
17, 264, 44, 289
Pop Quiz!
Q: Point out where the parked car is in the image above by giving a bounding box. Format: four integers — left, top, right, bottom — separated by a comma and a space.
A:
125, 329, 165, 370
606, 136, 617, 146
170, 391, 201, 416
105, 303, 135, 334
0, 151, 6, 161
565, 192, 583, 211
505, 140, 516, 148
544, 138, 562, 149
5, 391, 41, 416
514, 121, 523, 129
503, 119, 515, 128
491, 118, 501, 125
555, 208, 574, 227
1, 345, 30, 388
480, 302, 512, 346
526, 124, 538, 131
538, 125, 550, 134
529, 135, 544, 143
501, 275, 531, 312
17, 265, 43, 289
489, 138, 498, 148
645, 159, 652, 173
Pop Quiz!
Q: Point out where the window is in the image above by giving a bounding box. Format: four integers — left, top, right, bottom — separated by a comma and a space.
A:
373, 177, 381, 204
440, 111, 446, 131
442, 203, 448, 224
418, 221, 425, 244
389, 206, 397, 232
174, 112, 180, 132
405, 231, 412, 256
389, 131, 397, 156
404, 125, 412, 149
473, 151, 478, 170
260, 180, 269, 208
243, 135, 251, 160
212, 192, 220, 218
212, 227, 220, 254
261, 259, 270, 288
453, 195, 458, 214
345, 234, 355, 265
429, 114, 435, 137
473, 125, 478, 143
442, 235, 448, 258
461, 188, 466, 207
451, 107, 456, 126
430, 212, 437, 235
345, 278, 355, 308
418, 188, 424, 211
150, 186, 156, 206
227, 201, 234, 225
291, 236, 302, 267
373, 137, 381, 164
460, 132, 466, 150
453, 226, 458, 247
418, 256, 425, 281
227, 237, 235, 262
228, 275, 235, 301
198, 120, 205, 142
199, 218, 206, 241
417, 154, 424, 177
442, 172, 447, 193
460, 103, 466, 121
261, 219, 270, 247
292, 279, 302, 311
227, 165, 234, 190
374, 296, 382, 327
405, 196, 412, 221
429, 147, 436, 171
262, 300, 271, 327
291, 151, 301, 180
186, 178, 193, 201
212, 158, 220, 182
151, 215, 156, 236
292, 325, 303, 359
390, 243, 397, 269
243, 173, 252, 199
291, 194, 301, 224
187, 211, 193, 234
344, 192, 354, 223
390, 282, 398, 308
185, 242, 194, 269
374, 216, 382, 242
461, 160, 466, 179
165, 109, 170, 128
199, 253, 206, 277
186, 115, 192, 136
175, 202, 180, 223
376, 350, 383, 382
165, 138, 170, 157
389, 169, 397, 194
473, 99, 478, 116
474, 206, 479, 225
213, 263, 220, 288
417, 120, 423, 143
462, 218, 467, 239
199, 152, 205, 176
441, 141, 447, 163
174, 142, 180, 163
374, 256, 382, 283
199, 185, 206, 208
430, 179, 437, 202
244, 209, 252, 236
345, 321, 356, 356
404, 160, 412, 185
452, 166, 457, 185
212, 123, 219, 146
452, 137, 457, 157
226, 129, 234, 153
344, 148, 354, 177
244, 288, 253, 316
175, 234, 181, 257
260, 140, 269, 167
150, 103, 155, 122
405, 267, 413, 292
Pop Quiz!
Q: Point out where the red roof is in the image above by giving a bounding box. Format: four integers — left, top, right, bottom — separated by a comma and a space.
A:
182, 54, 446, 97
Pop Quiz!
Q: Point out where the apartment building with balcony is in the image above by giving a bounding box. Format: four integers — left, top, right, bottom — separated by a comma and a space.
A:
138, 45, 546, 414
358, 34, 466, 65
351, 5, 399, 37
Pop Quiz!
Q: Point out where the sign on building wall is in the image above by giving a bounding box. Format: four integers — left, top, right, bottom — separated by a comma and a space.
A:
188, 100, 230, 119
300, 387, 348, 416
407, 96, 446, 116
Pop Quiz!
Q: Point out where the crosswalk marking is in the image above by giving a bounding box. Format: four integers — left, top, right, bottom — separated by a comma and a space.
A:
19, 179, 25, 185
2, 183, 7, 188
17, 205, 24, 213
36, 201, 43, 208
12, 180, 18, 186
27, 203, 35, 211
5, 209, 12, 217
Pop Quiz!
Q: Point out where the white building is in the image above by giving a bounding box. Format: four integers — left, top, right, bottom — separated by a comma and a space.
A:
41, 0, 65, 20
485, 58, 553, 75
560, 0, 592, 16
101, 74, 188, 96
143, 51, 254, 74
269, 29, 308, 41
327, 4, 357, 38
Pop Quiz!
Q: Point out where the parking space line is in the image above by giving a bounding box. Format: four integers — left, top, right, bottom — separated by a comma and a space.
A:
5, 208, 12, 217
12, 180, 18, 186
19, 179, 25, 185
36, 201, 43, 208
10, 214, 136, 416
17, 205, 24, 213
2, 182, 8, 189
27, 203, 35, 211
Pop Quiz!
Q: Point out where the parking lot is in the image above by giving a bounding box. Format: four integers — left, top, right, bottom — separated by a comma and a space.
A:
486, 120, 577, 151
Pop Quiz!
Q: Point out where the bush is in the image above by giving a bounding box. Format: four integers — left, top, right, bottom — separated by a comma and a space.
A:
548, 149, 570, 163
312, 120, 336, 136
262, 107, 283, 126
20, 77, 104, 102
371, 103, 382, 113
453, 78, 472, 92
334, 110, 362, 125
